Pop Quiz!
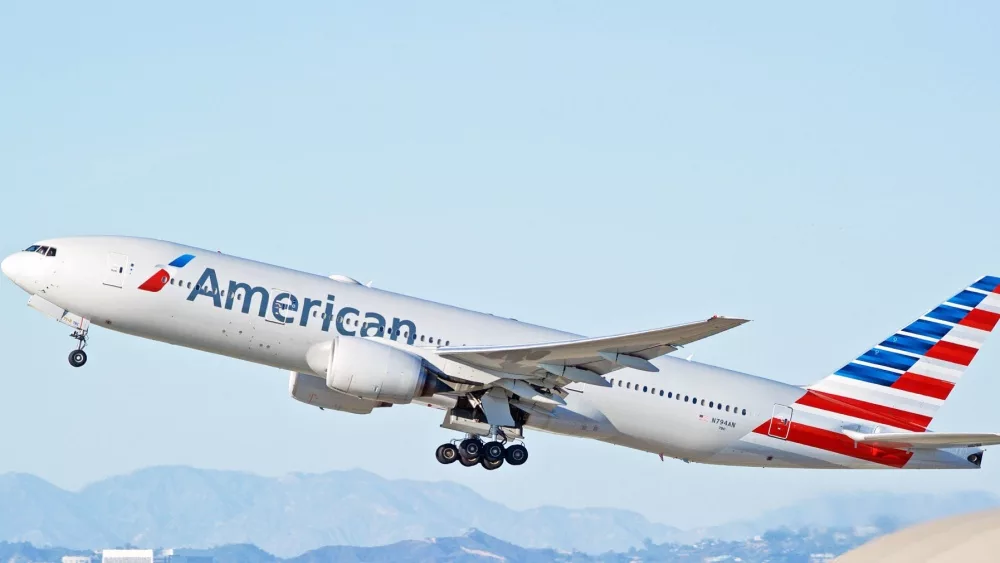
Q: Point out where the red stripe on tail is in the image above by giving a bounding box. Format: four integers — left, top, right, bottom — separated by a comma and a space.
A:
958, 309, 1000, 332
891, 372, 955, 400
796, 390, 931, 432
925, 340, 978, 366
753, 421, 912, 468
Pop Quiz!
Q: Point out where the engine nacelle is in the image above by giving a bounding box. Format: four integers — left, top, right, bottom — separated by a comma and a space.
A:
288, 371, 385, 415
308, 336, 441, 404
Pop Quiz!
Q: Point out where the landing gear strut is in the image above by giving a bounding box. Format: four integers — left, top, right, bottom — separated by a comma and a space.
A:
434, 432, 528, 470
68, 328, 88, 368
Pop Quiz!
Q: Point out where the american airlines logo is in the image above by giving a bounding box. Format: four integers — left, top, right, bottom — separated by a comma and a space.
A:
145, 260, 419, 344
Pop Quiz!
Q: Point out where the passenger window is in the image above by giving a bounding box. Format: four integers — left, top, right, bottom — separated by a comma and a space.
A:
46, 247, 57, 257
643, 386, 648, 392
742, 409, 747, 416
187, 282, 191, 289
700, 399, 705, 406
717, 403, 722, 410
659, 390, 664, 397
627, 383, 631, 389
445, 341, 450, 346
684, 396, 689, 402
709, 401, 714, 408
667, 392, 672, 398
725, 405, 730, 412
170, 279, 175, 285
651, 387, 655, 394
618, 380, 622, 387
37, 246, 48, 254
420, 335, 425, 342
610, 379, 614, 386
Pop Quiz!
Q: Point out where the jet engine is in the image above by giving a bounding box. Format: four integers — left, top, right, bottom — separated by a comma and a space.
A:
306, 336, 448, 404
288, 371, 387, 414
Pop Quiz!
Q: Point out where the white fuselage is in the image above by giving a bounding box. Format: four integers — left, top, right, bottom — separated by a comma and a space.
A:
0, 236, 981, 470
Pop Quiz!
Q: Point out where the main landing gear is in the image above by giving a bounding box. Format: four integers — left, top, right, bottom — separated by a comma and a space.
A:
68, 328, 89, 368
435, 433, 529, 470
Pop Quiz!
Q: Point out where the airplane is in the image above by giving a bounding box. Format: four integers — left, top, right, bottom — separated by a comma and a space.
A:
3, 236, 1000, 471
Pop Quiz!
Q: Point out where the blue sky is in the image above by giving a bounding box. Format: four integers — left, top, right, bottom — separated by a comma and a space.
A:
1, 2, 999, 528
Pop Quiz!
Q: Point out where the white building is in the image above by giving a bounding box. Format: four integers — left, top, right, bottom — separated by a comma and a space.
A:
62, 557, 93, 563
101, 550, 154, 563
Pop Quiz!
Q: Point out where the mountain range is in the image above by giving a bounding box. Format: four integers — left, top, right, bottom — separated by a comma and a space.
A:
0, 466, 996, 557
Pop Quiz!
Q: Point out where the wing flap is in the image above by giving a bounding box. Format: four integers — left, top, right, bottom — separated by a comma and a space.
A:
843, 430, 1000, 449
437, 316, 748, 379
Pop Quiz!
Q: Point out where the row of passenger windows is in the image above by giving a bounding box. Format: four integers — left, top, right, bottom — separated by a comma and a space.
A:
169, 277, 451, 346
23, 245, 57, 257
609, 378, 748, 416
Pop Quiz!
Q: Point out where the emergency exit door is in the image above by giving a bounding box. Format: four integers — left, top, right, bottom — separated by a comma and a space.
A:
768, 404, 793, 440
103, 253, 129, 288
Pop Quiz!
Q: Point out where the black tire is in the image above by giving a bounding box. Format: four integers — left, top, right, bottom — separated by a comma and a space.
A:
482, 441, 505, 462
481, 456, 504, 470
68, 350, 87, 368
458, 456, 480, 467
505, 444, 528, 466
435, 444, 459, 465
459, 438, 482, 459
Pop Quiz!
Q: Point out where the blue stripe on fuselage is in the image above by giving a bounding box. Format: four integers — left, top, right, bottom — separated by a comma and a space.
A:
169, 254, 196, 268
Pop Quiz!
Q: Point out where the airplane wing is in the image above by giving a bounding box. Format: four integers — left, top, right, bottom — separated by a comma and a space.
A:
436, 316, 748, 386
843, 430, 1000, 450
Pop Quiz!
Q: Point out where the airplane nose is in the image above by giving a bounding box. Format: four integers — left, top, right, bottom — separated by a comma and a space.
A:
0, 254, 13, 280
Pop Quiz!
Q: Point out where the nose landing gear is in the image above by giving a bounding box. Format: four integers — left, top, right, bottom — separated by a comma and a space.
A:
68, 328, 89, 368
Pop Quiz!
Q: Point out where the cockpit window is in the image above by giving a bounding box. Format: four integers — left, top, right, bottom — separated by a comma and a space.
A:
46, 247, 57, 257
25, 245, 39, 252
36, 246, 49, 255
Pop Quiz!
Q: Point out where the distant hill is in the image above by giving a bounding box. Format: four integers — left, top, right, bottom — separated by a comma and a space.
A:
3, 527, 891, 563
0, 466, 996, 557
0, 467, 684, 556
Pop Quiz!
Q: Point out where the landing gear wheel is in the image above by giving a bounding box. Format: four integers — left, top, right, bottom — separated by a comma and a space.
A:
459, 456, 480, 467
505, 444, 528, 466
459, 438, 483, 459
435, 444, 459, 465
481, 456, 504, 470
482, 441, 505, 462
68, 350, 87, 368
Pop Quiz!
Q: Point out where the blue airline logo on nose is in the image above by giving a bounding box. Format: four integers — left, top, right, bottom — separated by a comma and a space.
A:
139, 254, 197, 293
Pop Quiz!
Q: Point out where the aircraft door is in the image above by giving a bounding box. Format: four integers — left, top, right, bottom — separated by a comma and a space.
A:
265, 288, 297, 325
103, 253, 129, 288
768, 404, 793, 440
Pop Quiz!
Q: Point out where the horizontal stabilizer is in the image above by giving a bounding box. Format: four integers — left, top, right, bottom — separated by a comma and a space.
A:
437, 316, 748, 379
843, 429, 1000, 450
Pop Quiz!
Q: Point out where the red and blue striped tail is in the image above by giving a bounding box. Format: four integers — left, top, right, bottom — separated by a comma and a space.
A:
807, 275, 1000, 432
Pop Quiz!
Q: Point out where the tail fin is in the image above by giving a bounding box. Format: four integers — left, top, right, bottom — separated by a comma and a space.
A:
808, 276, 1000, 432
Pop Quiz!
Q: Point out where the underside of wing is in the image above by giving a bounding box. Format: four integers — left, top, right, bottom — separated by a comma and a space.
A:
843, 430, 1000, 449
436, 316, 748, 384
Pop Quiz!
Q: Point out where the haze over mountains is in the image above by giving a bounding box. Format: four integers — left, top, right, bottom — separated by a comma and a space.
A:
0, 466, 995, 557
